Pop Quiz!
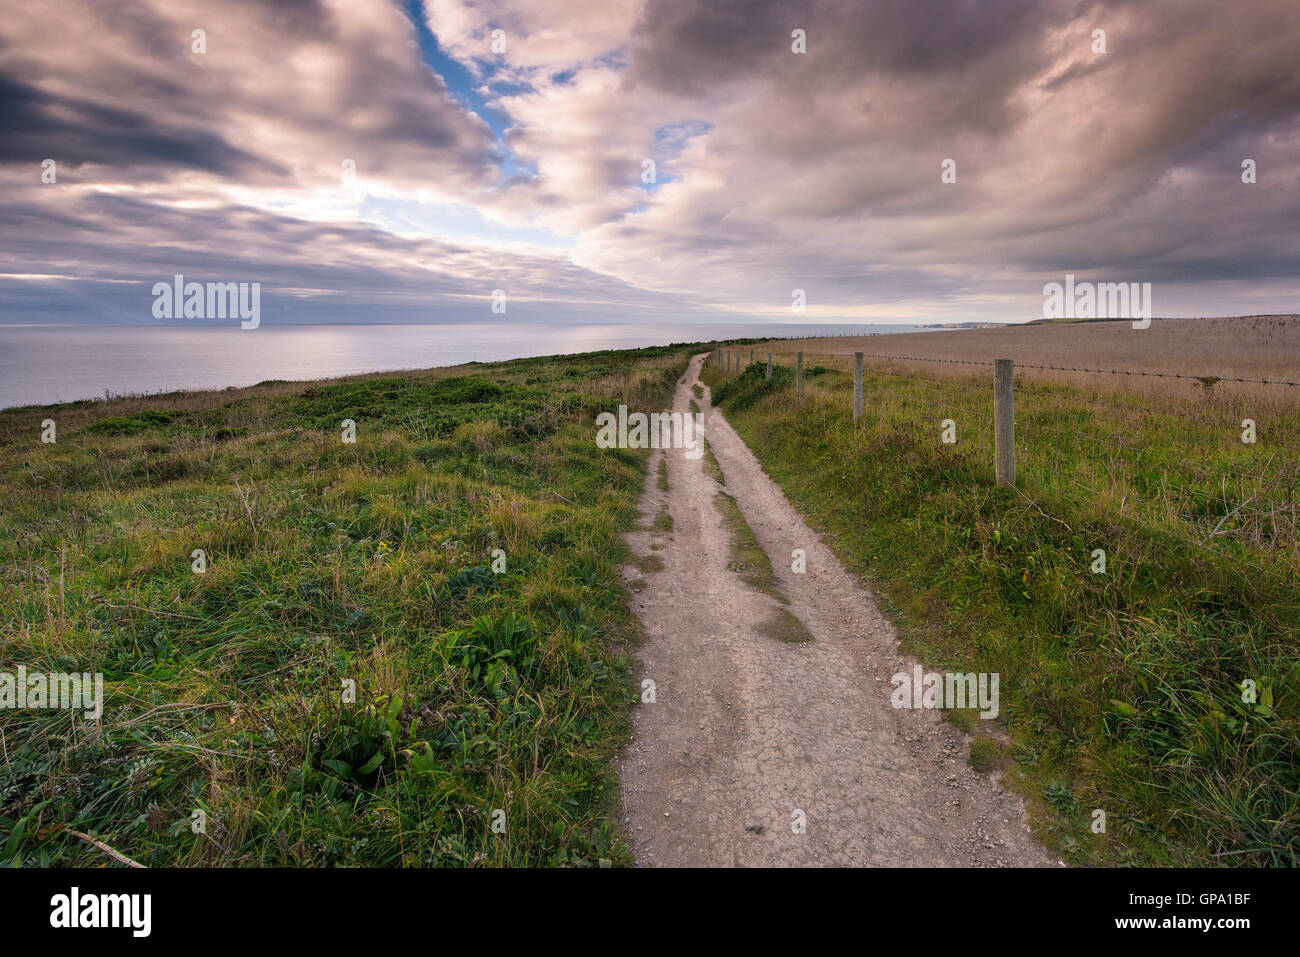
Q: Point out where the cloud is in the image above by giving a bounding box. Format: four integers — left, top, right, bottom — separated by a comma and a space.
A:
567, 0, 1300, 315
2, 0, 1299, 325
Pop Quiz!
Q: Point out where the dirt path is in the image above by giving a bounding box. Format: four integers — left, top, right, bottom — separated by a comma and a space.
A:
617, 353, 1058, 867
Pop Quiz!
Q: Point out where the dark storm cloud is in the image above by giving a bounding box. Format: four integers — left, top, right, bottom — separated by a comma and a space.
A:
0, 0, 501, 192
626, 0, 1079, 132
0, 73, 282, 176
552, 0, 1300, 315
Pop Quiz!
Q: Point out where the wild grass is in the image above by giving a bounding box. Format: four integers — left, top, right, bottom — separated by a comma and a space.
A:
703, 353, 1300, 866
701, 437, 725, 485
700, 433, 789, 605
757, 608, 815, 645
0, 344, 693, 867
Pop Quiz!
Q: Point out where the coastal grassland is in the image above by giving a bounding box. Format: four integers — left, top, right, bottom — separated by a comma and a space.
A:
0, 344, 693, 866
702, 354, 1300, 866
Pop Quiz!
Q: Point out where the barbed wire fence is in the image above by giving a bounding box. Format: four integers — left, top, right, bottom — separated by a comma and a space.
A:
703, 344, 1298, 587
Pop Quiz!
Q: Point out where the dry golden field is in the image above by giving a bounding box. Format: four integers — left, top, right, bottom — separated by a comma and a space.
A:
751, 315, 1300, 407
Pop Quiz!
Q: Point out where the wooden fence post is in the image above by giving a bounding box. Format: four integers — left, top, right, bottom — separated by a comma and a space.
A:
995, 357, 1015, 486
766, 353, 772, 380
797, 352, 804, 396
854, 353, 864, 424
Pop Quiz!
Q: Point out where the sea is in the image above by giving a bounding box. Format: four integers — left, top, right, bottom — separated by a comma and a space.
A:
0, 321, 918, 409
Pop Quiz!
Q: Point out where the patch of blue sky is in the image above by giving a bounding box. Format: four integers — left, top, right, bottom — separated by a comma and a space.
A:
499, 151, 540, 183
487, 78, 534, 97
639, 120, 711, 191
588, 50, 631, 72
403, 1, 507, 133
636, 176, 672, 193
402, 1, 535, 185
655, 120, 712, 148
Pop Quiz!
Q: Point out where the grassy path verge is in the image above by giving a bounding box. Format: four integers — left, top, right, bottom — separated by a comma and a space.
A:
701, 358, 1299, 866
1, 345, 691, 866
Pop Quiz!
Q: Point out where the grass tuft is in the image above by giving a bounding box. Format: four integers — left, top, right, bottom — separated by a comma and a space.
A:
757, 608, 814, 644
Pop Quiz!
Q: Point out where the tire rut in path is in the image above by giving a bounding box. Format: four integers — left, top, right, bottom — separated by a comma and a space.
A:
617, 353, 1057, 867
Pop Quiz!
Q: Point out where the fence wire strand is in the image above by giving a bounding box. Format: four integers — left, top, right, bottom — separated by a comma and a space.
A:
718, 347, 1300, 388
704, 347, 1297, 584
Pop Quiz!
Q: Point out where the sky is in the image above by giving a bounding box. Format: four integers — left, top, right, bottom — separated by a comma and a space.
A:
1, 0, 1298, 327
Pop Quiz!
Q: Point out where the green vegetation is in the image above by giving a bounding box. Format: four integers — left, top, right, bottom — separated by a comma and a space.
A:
757, 608, 815, 645
703, 357, 1300, 866
711, 362, 795, 412
701, 435, 791, 610
701, 437, 725, 484
712, 489, 785, 604
627, 553, 665, 575
967, 736, 1005, 773
0, 345, 694, 867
